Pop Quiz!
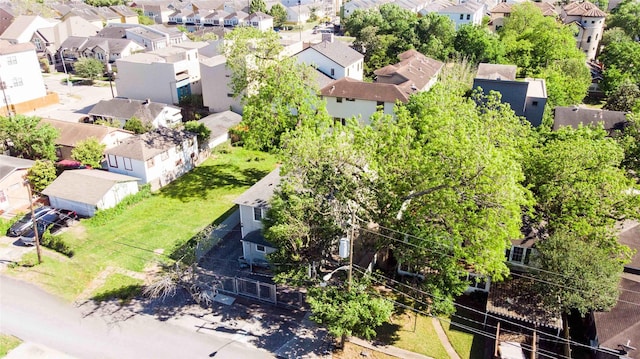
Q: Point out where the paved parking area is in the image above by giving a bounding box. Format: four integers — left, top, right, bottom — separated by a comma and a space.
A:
26, 72, 115, 122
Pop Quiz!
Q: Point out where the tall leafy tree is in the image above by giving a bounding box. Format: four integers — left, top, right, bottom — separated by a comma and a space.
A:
453, 24, 504, 64
73, 57, 105, 84
250, 0, 266, 14
71, 137, 106, 168
599, 40, 640, 95
26, 160, 56, 193
269, 4, 288, 28
608, 0, 640, 40
0, 115, 58, 160
604, 81, 640, 112
539, 58, 591, 107
124, 117, 152, 134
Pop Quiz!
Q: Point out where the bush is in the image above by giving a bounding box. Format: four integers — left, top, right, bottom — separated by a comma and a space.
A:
89, 185, 152, 226
40, 230, 74, 257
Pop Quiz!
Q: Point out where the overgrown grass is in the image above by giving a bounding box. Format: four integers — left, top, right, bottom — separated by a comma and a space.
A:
6, 147, 278, 301
92, 273, 144, 304
0, 334, 22, 357
377, 313, 450, 359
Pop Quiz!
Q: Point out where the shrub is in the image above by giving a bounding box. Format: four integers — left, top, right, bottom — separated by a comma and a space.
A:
40, 230, 74, 257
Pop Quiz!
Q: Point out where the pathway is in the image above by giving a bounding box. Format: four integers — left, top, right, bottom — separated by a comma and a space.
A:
431, 317, 462, 359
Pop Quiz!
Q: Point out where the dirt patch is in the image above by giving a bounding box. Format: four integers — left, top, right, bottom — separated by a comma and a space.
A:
333, 342, 400, 359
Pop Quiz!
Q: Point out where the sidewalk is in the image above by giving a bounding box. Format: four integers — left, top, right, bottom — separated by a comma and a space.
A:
348, 337, 435, 359
4, 342, 76, 359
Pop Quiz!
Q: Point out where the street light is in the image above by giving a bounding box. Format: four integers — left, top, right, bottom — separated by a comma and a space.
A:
59, 48, 70, 87
298, 0, 302, 42
322, 265, 350, 282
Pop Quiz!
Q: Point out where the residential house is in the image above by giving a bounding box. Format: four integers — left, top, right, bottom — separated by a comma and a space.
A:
60, 9, 105, 30
202, 10, 229, 26
124, 24, 187, 50
40, 118, 134, 162
0, 15, 58, 44
168, 9, 189, 24
88, 98, 183, 128
197, 110, 242, 150
59, 35, 144, 66
42, 169, 140, 217
0, 41, 52, 116
104, 127, 198, 190
588, 222, 640, 359
296, 34, 364, 81
472, 63, 547, 127
286, 4, 321, 24
90, 6, 123, 25
0, 155, 35, 215
489, 2, 558, 32
418, 0, 456, 16
200, 55, 242, 113
0, 4, 16, 37
245, 12, 273, 31
553, 106, 629, 134
37, 16, 102, 68
224, 11, 249, 26
321, 49, 443, 123
130, 1, 176, 24
115, 46, 202, 105
561, 0, 606, 61
341, 0, 388, 18
109, 5, 140, 24
438, 1, 484, 30
233, 167, 280, 263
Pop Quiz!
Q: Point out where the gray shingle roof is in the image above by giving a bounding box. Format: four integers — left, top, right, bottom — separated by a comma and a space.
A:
476, 63, 517, 81
553, 106, 629, 132
104, 127, 195, 161
309, 40, 363, 68
0, 155, 35, 183
234, 167, 281, 209
89, 98, 179, 123
42, 169, 139, 206
198, 111, 242, 140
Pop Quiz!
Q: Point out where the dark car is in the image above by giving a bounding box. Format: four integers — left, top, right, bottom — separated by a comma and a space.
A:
7, 206, 54, 237
19, 221, 49, 246
18, 209, 73, 246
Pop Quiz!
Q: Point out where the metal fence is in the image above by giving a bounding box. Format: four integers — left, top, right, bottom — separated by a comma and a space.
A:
217, 276, 277, 304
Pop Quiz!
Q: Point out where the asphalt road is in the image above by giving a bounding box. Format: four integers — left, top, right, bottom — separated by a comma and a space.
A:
0, 275, 274, 359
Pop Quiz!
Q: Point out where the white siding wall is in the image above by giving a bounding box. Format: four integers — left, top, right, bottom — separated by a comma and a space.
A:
48, 197, 97, 217
0, 48, 47, 106
241, 240, 277, 262
238, 204, 265, 238
297, 49, 346, 80
96, 181, 139, 210
106, 155, 148, 183
115, 61, 175, 104
323, 96, 395, 124
201, 56, 242, 113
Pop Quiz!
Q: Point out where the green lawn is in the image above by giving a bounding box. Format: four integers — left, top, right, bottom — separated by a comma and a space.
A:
441, 307, 485, 359
377, 313, 450, 359
0, 334, 21, 357
7, 147, 278, 301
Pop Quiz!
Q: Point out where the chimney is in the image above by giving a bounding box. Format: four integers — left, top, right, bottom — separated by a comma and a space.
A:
143, 98, 150, 105
322, 33, 334, 43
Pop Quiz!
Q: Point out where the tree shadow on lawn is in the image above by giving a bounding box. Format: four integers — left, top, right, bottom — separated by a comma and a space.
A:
159, 164, 270, 203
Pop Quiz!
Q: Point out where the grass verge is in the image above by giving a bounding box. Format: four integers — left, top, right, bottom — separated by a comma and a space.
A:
92, 273, 144, 304
377, 313, 449, 359
0, 334, 22, 357
5, 147, 277, 301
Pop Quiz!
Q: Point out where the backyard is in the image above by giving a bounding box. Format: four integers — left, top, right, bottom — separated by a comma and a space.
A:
6, 146, 278, 302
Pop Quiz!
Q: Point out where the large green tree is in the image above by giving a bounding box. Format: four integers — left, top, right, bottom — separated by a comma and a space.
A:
0, 115, 58, 160
607, 0, 640, 40
454, 24, 504, 64
73, 57, 105, 84
269, 4, 288, 28
266, 77, 534, 314
600, 40, 640, 95
71, 137, 106, 168
523, 126, 638, 313
250, 0, 266, 14
26, 160, 56, 193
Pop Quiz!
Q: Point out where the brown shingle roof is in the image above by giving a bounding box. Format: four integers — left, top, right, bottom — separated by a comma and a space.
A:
563, 1, 606, 17
321, 77, 410, 103
104, 127, 195, 161
40, 118, 130, 148
375, 49, 443, 92
476, 63, 517, 81
0, 40, 35, 55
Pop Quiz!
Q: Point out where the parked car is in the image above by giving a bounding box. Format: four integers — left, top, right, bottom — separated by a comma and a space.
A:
7, 206, 54, 237
18, 209, 76, 246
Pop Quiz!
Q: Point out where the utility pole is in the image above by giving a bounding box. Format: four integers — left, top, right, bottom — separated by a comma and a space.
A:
347, 210, 355, 291
298, 0, 302, 42
0, 77, 11, 117
25, 182, 42, 264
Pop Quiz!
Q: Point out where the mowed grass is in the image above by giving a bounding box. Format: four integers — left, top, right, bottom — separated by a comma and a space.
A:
377, 313, 450, 359
0, 334, 22, 357
7, 147, 277, 301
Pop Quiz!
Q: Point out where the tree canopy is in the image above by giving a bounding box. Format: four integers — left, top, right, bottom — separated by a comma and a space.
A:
73, 57, 105, 84
26, 160, 56, 193
269, 4, 288, 28
607, 0, 640, 40
71, 137, 106, 168
124, 117, 152, 134
454, 24, 504, 64
250, 0, 267, 14
0, 115, 58, 160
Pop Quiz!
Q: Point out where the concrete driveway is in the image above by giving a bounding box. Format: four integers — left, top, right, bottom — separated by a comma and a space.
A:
26, 72, 115, 123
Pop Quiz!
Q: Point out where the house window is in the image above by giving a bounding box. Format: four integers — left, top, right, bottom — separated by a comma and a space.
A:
7, 56, 16, 65
55, 148, 62, 158
346, 98, 355, 101
330, 68, 335, 77
161, 151, 169, 160
587, 36, 591, 43
253, 207, 263, 221
108, 154, 118, 168
459, 14, 464, 19
256, 244, 266, 252
12, 77, 23, 87
124, 157, 133, 171
377, 101, 384, 107
146, 158, 155, 168
466, 14, 470, 20
532, 101, 538, 106
336, 97, 343, 103
510, 246, 524, 263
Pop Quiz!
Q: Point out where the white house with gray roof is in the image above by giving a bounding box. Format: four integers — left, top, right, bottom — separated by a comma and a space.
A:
197, 110, 242, 150
42, 169, 140, 217
438, 1, 484, 29
296, 35, 364, 81
104, 127, 198, 190
234, 167, 280, 263
89, 98, 182, 128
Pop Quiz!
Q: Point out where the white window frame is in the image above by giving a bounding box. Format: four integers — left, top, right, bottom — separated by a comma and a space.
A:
253, 207, 263, 221
256, 244, 266, 252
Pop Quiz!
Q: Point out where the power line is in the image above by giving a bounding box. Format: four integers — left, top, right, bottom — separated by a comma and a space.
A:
352, 265, 623, 356
357, 220, 640, 303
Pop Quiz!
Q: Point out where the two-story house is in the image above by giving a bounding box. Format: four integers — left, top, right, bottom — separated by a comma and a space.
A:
320, 49, 443, 123
104, 127, 198, 190
245, 12, 274, 31
0, 40, 53, 116
472, 63, 547, 127
115, 46, 202, 105
296, 34, 364, 81
438, 1, 484, 30
60, 35, 144, 66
